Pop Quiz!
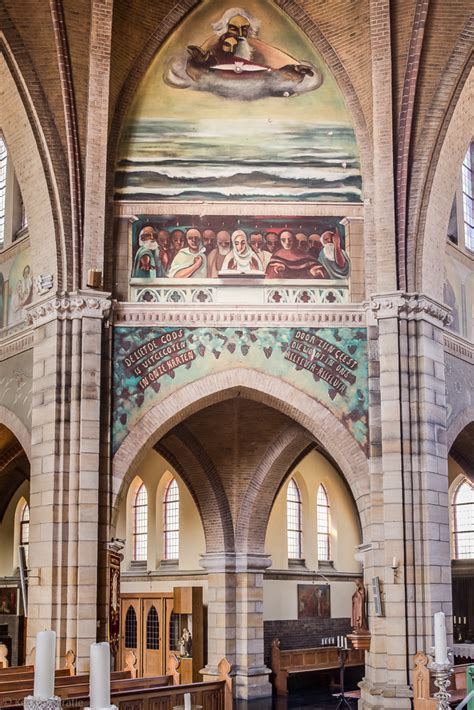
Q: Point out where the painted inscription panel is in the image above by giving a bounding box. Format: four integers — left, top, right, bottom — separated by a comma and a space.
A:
112, 326, 368, 455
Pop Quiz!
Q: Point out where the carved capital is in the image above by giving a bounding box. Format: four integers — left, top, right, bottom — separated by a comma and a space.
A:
25, 290, 111, 327
370, 292, 452, 326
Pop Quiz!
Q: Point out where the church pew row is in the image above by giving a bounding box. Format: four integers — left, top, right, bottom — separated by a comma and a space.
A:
0, 671, 131, 695
0, 657, 232, 710
270, 638, 364, 696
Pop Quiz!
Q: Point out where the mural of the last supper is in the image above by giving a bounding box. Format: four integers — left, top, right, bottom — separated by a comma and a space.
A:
130, 215, 350, 281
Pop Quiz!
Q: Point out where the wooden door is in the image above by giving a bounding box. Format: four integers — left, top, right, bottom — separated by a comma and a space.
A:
142, 599, 162, 677
121, 598, 141, 676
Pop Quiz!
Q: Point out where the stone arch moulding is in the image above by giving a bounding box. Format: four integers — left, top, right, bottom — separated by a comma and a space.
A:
447, 405, 474, 452
0, 403, 31, 461
0, 35, 65, 291
416, 68, 473, 302
111, 368, 370, 529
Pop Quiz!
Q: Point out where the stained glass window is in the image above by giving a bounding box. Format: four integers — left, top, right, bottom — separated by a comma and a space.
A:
453, 478, 474, 559
0, 135, 7, 248
462, 143, 473, 251
133, 482, 147, 561
317, 485, 330, 561
164, 478, 179, 560
287, 478, 302, 559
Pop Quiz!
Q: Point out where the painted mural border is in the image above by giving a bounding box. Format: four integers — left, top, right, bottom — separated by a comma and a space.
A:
114, 202, 364, 219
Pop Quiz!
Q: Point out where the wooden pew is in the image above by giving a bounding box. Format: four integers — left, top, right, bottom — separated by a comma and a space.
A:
270, 638, 364, 695
0, 669, 71, 687
412, 652, 471, 709
0, 671, 133, 706
0, 658, 232, 710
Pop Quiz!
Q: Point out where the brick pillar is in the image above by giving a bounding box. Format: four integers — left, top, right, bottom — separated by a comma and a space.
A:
360, 293, 452, 710
201, 553, 272, 700
25, 291, 110, 670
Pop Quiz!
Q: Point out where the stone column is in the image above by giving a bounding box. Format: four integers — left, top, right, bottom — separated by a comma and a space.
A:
25, 291, 110, 670
200, 552, 272, 700
360, 292, 452, 710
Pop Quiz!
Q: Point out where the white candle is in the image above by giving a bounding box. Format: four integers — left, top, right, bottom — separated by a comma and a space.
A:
454, 616, 457, 624
90, 642, 111, 710
434, 612, 448, 665
345, 637, 348, 649
184, 693, 192, 710
34, 630, 56, 700
464, 617, 467, 624
392, 556, 398, 569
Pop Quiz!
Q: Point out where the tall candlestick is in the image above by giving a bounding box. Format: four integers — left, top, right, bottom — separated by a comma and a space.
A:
33, 630, 56, 700
434, 612, 448, 665
90, 643, 111, 710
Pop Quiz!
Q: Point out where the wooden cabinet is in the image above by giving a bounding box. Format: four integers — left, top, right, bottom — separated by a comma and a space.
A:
171, 586, 203, 684
120, 588, 203, 683
120, 593, 173, 677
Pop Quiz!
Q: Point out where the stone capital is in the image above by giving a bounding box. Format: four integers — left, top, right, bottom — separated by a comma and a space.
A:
200, 552, 272, 574
25, 290, 112, 327
369, 291, 452, 326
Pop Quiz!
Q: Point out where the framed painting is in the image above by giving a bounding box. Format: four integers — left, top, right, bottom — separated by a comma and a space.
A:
0, 587, 18, 615
297, 584, 330, 619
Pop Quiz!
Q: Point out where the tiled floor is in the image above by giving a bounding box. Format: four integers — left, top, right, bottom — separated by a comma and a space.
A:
235, 688, 358, 710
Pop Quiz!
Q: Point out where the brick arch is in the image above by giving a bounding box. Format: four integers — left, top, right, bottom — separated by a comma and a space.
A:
155, 424, 235, 553
0, 35, 68, 291
0, 404, 31, 462
111, 369, 370, 542
414, 64, 473, 300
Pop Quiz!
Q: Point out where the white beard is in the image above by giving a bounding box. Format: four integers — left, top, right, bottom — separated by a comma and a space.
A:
234, 39, 253, 61
218, 246, 231, 256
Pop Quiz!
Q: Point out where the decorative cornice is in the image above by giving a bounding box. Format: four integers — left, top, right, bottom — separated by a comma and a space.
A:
0, 328, 34, 360
25, 290, 111, 327
200, 552, 272, 574
369, 291, 452, 326
113, 302, 367, 328
444, 331, 474, 365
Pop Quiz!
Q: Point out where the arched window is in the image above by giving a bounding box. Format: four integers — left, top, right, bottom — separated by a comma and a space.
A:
453, 478, 474, 559
20, 502, 29, 563
0, 135, 7, 248
462, 142, 473, 251
317, 484, 330, 561
163, 478, 179, 560
169, 610, 180, 652
287, 478, 302, 559
146, 605, 159, 650
125, 606, 137, 648
133, 482, 148, 561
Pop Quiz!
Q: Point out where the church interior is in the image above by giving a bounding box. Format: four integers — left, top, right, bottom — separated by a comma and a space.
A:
0, 1, 473, 708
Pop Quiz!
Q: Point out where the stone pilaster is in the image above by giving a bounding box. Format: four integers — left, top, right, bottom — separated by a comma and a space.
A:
200, 552, 272, 700
25, 291, 111, 670
360, 292, 452, 709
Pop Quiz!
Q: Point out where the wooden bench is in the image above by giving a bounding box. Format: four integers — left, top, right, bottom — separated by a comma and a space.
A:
0, 657, 232, 710
271, 638, 364, 695
412, 652, 472, 709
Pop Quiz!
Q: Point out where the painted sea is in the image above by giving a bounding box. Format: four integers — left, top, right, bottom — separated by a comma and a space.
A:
115, 119, 362, 203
